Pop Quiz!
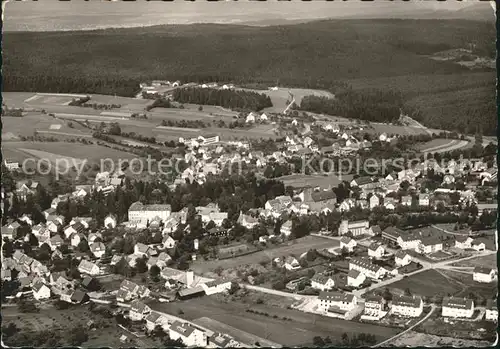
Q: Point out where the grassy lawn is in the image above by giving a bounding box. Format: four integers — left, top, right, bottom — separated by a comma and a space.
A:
388, 269, 462, 297
439, 270, 497, 299
276, 173, 353, 189
415, 138, 456, 151
451, 254, 497, 268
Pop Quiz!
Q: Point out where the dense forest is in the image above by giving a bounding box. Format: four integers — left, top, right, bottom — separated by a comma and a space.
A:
172, 88, 272, 111
299, 89, 404, 123
2, 19, 495, 133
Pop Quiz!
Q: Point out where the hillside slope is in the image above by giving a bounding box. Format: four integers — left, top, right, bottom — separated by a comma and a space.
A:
2, 19, 495, 134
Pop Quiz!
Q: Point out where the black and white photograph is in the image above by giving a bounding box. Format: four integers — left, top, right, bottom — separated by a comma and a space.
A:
0, 0, 498, 347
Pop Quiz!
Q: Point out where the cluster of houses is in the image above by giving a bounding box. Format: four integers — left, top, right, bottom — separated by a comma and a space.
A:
313, 291, 497, 323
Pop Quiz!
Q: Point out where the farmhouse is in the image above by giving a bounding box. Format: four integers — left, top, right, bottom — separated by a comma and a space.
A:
397, 234, 421, 251
391, 295, 423, 317
471, 239, 486, 251
317, 291, 357, 313
369, 195, 380, 209
338, 219, 369, 236
128, 202, 171, 225
169, 321, 207, 347
283, 256, 301, 271
473, 267, 496, 283
104, 214, 117, 228
311, 274, 335, 291
442, 297, 474, 319
485, 299, 498, 322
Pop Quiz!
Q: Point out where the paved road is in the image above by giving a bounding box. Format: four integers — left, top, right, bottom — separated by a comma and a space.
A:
372, 305, 436, 348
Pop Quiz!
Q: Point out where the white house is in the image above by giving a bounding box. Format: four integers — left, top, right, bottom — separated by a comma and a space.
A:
129, 300, 151, 321
417, 237, 443, 254
379, 133, 388, 142
134, 243, 152, 257
340, 236, 357, 253
369, 195, 380, 209
78, 260, 100, 276
394, 251, 412, 267
363, 295, 386, 319
473, 267, 496, 283
32, 281, 51, 300
391, 295, 423, 317
455, 236, 474, 249
485, 299, 498, 322
397, 234, 421, 251
202, 279, 232, 296
128, 202, 171, 225
237, 212, 259, 229
347, 270, 366, 288
70, 233, 87, 247
283, 256, 301, 271
442, 297, 474, 318
338, 220, 369, 236
280, 220, 293, 237
90, 242, 106, 259
368, 243, 385, 259
162, 235, 176, 249
259, 113, 268, 121
246, 112, 258, 123
104, 214, 117, 229
169, 321, 207, 347
471, 239, 486, 251
311, 274, 335, 291
349, 258, 387, 279
317, 291, 357, 313
145, 312, 170, 332
418, 194, 430, 206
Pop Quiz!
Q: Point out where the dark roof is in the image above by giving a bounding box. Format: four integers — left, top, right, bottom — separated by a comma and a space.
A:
420, 236, 442, 246
311, 190, 336, 202
71, 290, 88, 303
392, 295, 422, 308
473, 266, 494, 274
318, 291, 355, 303
177, 286, 205, 298
442, 297, 474, 309
347, 270, 362, 279
353, 176, 373, 185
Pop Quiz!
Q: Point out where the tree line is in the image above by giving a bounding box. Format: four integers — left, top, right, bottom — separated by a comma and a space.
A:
172, 87, 272, 112
300, 89, 404, 123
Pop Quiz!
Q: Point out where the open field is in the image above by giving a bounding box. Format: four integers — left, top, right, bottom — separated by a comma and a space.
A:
193, 317, 279, 348
277, 173, 353, 189
388, 330, 494, 347
191, 235, 339, 274
368, 123, 429, 136
152, 295, 400, 346
2, 141, 136, 165
2, 113, 92, 138
388, 269, 462, 297
438, 270, 497, 299
451, 254, 497, 268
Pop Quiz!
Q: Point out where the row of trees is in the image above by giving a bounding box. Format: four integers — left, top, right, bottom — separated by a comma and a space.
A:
300, 89, 404, 123
172, 88, 272, 111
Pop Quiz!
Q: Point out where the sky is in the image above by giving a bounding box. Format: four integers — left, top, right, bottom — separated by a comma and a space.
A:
2, 0, 491, 32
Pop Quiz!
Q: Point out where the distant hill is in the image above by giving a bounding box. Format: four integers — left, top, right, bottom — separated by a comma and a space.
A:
3, 18, 495, 135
